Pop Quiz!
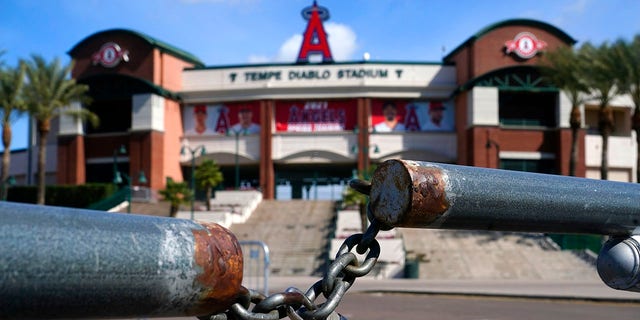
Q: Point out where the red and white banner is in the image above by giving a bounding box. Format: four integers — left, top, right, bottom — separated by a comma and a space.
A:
371, 99, 454, 132
275, 100, 357, 132
184, 102, 261, 136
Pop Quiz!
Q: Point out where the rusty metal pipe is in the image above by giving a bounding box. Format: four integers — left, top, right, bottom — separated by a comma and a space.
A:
0, 201, 243, 319
369, 159, 640, 235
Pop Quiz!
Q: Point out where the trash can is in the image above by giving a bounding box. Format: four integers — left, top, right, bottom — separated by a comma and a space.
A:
404, 258, 419, 279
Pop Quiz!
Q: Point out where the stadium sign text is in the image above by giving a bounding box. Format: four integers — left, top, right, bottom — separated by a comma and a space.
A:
231, 68, 403, 83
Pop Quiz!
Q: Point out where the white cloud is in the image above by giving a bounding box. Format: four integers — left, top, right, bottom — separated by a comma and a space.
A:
253, 22, 358, 63
275, 34, 303, 62
325, 22, 358, 61
247, 54, 271, 64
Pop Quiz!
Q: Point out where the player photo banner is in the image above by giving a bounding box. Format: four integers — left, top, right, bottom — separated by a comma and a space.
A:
184, 102, 261, 136
371, 99, 454, 132
275, 100, 357, 132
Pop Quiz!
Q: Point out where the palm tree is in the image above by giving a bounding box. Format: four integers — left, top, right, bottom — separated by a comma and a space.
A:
159, 177, 193, 217
579, 42, 623, 180
613, 35, 640, 182
0, 62, 26, 200
21, 55, 97, 204
195, 159, 224, 211
539, 46, 589, 176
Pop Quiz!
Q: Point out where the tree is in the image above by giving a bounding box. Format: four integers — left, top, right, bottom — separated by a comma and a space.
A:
539, 45, 590, 176
613, 35, 640, 182
579, 42, 623, 180
341, 166, 376, 233
0, 61, 26, 199
21, 55, 97, 204
195, 159, 224, 211
159, 177, 193, 217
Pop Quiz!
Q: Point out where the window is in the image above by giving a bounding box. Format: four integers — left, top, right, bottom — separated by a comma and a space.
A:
584, 106, 631, 136
499, 91, 557, 127
85, 99, 132, 134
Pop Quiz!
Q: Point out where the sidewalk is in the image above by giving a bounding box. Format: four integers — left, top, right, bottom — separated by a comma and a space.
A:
268, 276, 640, 303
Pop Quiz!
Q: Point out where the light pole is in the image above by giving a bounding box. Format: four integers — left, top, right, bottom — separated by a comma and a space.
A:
227, 128, 245, 190
181, 145, 206, 220
114, 170, 147, 213
485, 139, 501, 169
112, 145, 146, 213
112, 145, 126, 182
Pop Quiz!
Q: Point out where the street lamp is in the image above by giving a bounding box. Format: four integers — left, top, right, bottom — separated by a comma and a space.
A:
112, 145, 146, 213
226, 128, 246, 190
181, 145, 206, 220
114, 170, 147, 213
112, 144, 126, 179
485, 139, 501, 169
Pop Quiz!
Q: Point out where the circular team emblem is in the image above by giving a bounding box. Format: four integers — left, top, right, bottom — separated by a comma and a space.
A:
301, 1, 330, 21
504, 32, 547, 59
92, 42, 130, 68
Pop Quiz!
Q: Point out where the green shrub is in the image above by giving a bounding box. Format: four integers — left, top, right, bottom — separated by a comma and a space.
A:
6, 183, 116, 208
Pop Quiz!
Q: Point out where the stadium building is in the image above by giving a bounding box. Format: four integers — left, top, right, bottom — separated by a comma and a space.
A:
29, 3, 635, 200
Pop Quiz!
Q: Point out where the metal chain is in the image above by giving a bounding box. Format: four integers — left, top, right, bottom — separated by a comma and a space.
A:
201, 179, 384, 320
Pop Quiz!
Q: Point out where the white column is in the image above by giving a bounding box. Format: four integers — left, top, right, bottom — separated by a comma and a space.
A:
132, 93, 165, 132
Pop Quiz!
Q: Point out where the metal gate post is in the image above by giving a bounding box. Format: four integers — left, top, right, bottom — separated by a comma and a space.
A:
369, 159, 640, 235
0, 201, 243, 319
239, 240, 271, 295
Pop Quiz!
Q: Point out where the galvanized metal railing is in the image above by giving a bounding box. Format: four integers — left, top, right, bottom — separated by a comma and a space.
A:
366, 159, 640, 292
0, 201, 243, 319
239, 240, 270, 296
3, 159, 640, 319
369, 159, 640, 235
86, 186, 130, 211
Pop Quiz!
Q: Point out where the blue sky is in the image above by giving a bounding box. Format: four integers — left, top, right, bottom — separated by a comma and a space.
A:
1, 0, 640, 150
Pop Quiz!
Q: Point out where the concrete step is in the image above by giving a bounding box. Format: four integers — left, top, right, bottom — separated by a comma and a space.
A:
230, 200, 335, 277
399, 229, 598, 281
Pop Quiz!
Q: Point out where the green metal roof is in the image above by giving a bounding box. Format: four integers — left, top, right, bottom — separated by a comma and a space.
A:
443, 19, 577, 62
450, 65, 558, 98
68, 28, 204, 67
186, 60, 448, 71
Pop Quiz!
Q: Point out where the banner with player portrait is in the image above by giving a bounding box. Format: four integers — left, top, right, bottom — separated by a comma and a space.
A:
183, 101, 261, 136
275, 100, 357, 132
370, 99, 454, 132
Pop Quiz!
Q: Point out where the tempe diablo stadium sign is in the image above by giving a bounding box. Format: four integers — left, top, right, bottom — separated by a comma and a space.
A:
228, 67, 403, 84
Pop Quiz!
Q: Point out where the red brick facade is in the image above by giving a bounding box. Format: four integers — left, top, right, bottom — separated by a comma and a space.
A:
447, 20, 584, 176
59, 20, 585, 198
58, 29, 202, 188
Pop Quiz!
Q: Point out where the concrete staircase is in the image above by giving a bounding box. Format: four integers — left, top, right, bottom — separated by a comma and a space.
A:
399, 229, 599, 281
230, 200, 335, 277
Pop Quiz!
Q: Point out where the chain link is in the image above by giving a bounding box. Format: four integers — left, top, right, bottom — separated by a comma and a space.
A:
201, 179, 384, 320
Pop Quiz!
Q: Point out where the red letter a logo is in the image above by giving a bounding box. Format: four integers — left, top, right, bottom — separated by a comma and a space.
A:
297, 3, 333, 63
214, 107, 230, 134
404, 104, 421, 131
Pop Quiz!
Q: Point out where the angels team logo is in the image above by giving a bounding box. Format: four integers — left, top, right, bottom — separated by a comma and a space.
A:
504, 32, 547, 59
92, 42, 130, 68
297, 1, 333, 63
